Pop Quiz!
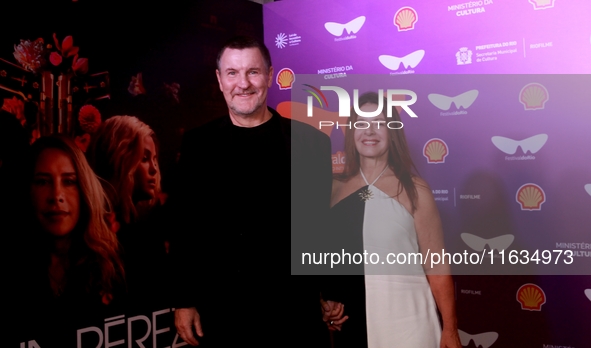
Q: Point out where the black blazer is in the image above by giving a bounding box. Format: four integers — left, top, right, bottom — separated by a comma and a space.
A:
167, 107, 333, 346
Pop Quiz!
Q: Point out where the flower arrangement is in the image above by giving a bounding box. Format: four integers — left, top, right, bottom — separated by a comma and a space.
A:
50, 34, 88, 75
8, 33, 101, 146
13, 34, 88, 76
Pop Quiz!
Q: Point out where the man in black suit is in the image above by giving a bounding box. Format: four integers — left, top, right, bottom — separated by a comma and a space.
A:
169, 35, 333, 347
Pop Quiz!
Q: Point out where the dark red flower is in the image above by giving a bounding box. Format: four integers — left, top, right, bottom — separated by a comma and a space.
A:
78, 105, 101, 133
51, 34, 87, 75
72, 55, 88, 74
49, 51, 62, 66
2, 96, 26, 126
53, 33, 79, 58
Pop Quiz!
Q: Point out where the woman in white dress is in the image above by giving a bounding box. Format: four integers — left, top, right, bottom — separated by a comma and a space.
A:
323, 92, 461, 348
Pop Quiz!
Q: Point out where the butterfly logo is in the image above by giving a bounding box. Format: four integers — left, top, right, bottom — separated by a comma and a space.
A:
461, 233, 515, 252
585, 289, 591, 301
324, 16, 366, 36
585, 184, 591, 197
379, 50, 425, 70
491, 134, 548, 155
428, 90, 479, 110
529, 0, 555, 10
458, 330, 499, 348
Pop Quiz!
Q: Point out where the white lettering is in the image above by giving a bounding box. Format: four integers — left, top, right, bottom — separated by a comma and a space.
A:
105, 315, 125, 348
307, 87, 417, 118
152, 309, 171, 348
78, 326, 104, 348
128, 315, 151, 348
172, 333, 189, 347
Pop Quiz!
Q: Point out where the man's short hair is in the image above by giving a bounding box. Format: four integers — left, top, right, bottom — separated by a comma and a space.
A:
216, 35, 272, 72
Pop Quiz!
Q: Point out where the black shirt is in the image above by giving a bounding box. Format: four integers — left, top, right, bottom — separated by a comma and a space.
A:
169, 108, 333, 347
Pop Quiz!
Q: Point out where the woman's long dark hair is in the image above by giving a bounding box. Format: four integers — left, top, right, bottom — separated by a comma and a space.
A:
339, 91, 421, 213
28, 135, 124, 301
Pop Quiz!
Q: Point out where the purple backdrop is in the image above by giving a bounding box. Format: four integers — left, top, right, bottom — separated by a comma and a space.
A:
270, 0, 591, 346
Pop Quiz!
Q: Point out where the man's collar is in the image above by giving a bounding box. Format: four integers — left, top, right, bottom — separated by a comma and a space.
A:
228, 107, 273, 128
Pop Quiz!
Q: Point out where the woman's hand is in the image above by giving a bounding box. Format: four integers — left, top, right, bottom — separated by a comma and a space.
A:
320, 298, 349, 331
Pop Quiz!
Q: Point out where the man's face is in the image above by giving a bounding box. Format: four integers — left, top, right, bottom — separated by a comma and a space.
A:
216, 47, 273, 118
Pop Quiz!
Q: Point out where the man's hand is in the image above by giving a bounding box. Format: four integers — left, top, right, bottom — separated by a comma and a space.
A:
320, 299, 348, 331
175, 307, 203, 346
440, 328, 462, 348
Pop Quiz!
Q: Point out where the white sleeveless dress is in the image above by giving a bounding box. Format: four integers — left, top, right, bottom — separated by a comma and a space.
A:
329, 169, 441, 348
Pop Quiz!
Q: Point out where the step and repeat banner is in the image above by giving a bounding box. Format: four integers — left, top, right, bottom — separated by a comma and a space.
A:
271, 0, 591, 347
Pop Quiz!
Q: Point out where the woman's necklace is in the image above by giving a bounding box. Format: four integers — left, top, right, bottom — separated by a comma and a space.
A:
358, 166, 388, 202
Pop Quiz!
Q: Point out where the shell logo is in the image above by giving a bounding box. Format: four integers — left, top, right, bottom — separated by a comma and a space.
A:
516, 283, 546, 311
516, 183, 546, 211
276, 68, 295, 90
394, 7, 418, 31
423, 138, 448, 163
519, 83, 549, 110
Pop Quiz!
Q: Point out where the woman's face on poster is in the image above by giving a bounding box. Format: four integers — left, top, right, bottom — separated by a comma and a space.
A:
31, 148, 80, 237
133, 135, 158, 201
354, 103, 390, 160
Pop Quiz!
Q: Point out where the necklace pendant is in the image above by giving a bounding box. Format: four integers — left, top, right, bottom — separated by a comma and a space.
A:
359, 188, 374, 202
